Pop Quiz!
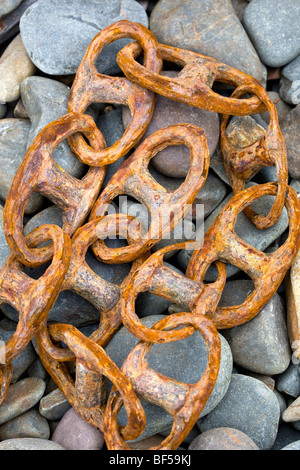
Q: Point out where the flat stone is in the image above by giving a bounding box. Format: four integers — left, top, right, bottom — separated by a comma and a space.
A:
0, 0, 23, 18
243, 0, 300, 68
21, 76, 86, 178
122, 71, 220, 178
0, 0, 38, 44
0, 34, 36, 103
0, 319, 36, 382
219, 280, 291, 375
20, 0, 148, 75
0, 118, 44, 214
281, 105, 300, 179
177, 182, 289, 279
188, 427, 259, 450
105, 314, 233, 441
39, 387, 71, 421
150, 0, 263, 81
0, 409, 50, 440
51, 407, 104, 450
198, 374, 280, 450
276, 362, 300, 398
0, 437, 65, 450
0, 377, 46, 425
280, 55, 300, 105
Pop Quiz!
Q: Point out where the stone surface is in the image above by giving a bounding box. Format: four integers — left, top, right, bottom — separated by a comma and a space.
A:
188, 427, 259, 450
280, 55, 300, 105
0, 0, 37, 44
282, 440, 300, 450
276, 362, 300, 398
122, 71, 220, 178
0, 437, 65, 450
39, 388, 71, 421
282, 395, 300, 423
260, 91, 291, 125
0, 34, 36, 103
0, 409, 50, 440
0, 377, 46, 425
219, 280, 291, 375
243, 0, 300, 68
272, 423, 300, 450
20, 0, 148, 75
281, 106, 300, 179
51, 407, 104, 450
105, 315, 232, 440
177, 182, 289, 278
150, 0, 263, 81
225, 116, 266, 148
0, 0, 23, 18
0, 205, 11, 269
0, 118, 44, 214
21, 76, 86, 178
198, 374, 280, 450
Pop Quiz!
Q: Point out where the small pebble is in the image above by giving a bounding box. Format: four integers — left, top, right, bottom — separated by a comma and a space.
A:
276, 362, 300, 398
188, 427, 259, 450
39, 388, 71, 421
0, 409, 50, 440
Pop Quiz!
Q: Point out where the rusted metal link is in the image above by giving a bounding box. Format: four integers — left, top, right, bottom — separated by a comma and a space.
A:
220, 83, 288, 229
90, 123, 209, 263
117, 38, 266, 115
68, 20, 162, 166
3, 113, 106, 267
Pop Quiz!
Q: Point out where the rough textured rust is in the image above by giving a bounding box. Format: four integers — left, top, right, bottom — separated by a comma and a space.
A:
0, 20, 299, 451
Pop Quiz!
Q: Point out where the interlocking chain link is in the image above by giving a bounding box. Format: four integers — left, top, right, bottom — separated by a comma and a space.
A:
0, 20, 299, 450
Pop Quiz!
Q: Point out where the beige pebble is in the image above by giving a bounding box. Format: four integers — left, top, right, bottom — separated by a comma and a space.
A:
282, 395, 300, 422
0, 34, 36, 103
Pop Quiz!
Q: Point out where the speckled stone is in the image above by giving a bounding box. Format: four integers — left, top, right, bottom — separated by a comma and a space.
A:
0, 378, 46, 425
51, 407, 104, 450
0, 409, 50, 440
198, 374, 280, 450
0, 437, 65, 450
282, 440, 300, 450
39, 388, 71, 421
20, 0, 148, 75
189, 427, 259, 450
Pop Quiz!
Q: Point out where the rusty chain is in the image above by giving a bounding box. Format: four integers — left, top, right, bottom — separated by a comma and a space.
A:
0, 20, 299, 450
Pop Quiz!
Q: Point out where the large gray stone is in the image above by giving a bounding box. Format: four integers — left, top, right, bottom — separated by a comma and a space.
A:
20, 0, 148, 75
150, 0, 263, 81
105, 314, 233, 441
243, 0, 300, 67
198, 374, 281, 450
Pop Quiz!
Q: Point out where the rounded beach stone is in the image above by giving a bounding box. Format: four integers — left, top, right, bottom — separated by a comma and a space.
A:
198, 374, 281, 450
0, 0, 38, 45
188, 427, 259, 450
51, 407, 104, 450
280, 55, 300, 105
276, 362, 300, 398
243, 0, 300, 68
0, 0, 24, 18
39, 388, 71, 421
122, 71, 220, 178
0, 409, 50, 440
20, 0, 148, 75
0, 437, 65, 450
282, 440, 300, 450
281, 105, 300, 179
105, 314, 232, 440
0, 377, 46, 425
150, 0, 263, 81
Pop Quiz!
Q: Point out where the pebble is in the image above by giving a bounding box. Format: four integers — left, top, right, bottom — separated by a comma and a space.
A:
21, 76, 86, 178
282, 395, 300, 423
280, 55, 300, 105
51, 407, 104, 450
260, 91, 292, 125
0, 118, 44, 214
0, 437, 65, 450
27, 356, 48, 380
282, 440, 300, 450
243, 0, 300, 68
276, 362, 300, 398
150, 0, 263, 81
0, 0, 38, 45
281, 105, 300, 179
105, 314, 233, 440
0, 377, 46, 425
0, 408, 50, 440
219, 280, 291, 375
0, 34, 36, 103
122, 71, 220, 178
225, 115, 266, 149
0, 0, 24, 18
13, 98, 28, 119
130, 434, 166, 450
39, 387, 71, 421
177, 182, 289, 278
272, 423, 300, 450
188, 427, 259, 450
198, 374, 280, 450
20, 0, 148, 75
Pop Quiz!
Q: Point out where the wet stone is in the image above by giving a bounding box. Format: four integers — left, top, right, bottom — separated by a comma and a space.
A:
0, 437, 65, 450
0, 409, 50, 440
188, 427, 259, 450
219, 280, 291, 375
243, 0, 300, 68
150, 0, 263, 81
105, 315, 233, 441
39, 388, 71, 421
198, 374, 281, 450
0, 377, 46, 425
51, 407, 104, 450
280, 55, 300, 105
20, 0, 148, 75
